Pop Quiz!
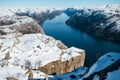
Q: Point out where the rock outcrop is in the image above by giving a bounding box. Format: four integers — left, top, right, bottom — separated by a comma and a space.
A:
0, 33, 85, 75
39, 49, 85, 74
48, 52, 120, 80
25, 70, 33, 79
0, 8, 85, 80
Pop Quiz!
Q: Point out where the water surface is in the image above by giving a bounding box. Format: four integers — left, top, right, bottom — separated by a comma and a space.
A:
42, 13, 120, 67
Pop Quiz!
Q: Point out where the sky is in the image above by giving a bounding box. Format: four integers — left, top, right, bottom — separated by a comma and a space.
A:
0, 0, 120, 8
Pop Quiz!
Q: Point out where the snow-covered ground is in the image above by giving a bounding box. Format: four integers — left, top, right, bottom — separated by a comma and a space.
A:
0, 8, 15, 17
0, 33, 84, 67
84, 52, 120, 79
0, 33, 84, 80
0, 8, 85, 80
0, 5, 120, 80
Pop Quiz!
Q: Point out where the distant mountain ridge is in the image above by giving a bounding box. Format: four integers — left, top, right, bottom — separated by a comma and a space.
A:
65, 5, 120, 43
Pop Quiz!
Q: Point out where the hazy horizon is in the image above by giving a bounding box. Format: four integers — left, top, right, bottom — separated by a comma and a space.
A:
0, 0, 120, 8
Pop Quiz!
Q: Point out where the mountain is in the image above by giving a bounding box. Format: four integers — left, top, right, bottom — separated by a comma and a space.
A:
0, 8, 85, 80
15, 8, 63, 24
0, 5, 120, 80
65, 5, 120, 43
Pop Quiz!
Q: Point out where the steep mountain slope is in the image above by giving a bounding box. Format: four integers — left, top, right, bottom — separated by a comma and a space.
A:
83, 52, 120, 80
15, 8, 63, 24
65, 5, 120, 43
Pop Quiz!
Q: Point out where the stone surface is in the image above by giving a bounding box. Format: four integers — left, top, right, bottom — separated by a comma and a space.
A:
39, 51, 85, 75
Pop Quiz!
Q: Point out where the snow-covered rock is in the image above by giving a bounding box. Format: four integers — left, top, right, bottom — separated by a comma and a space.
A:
0, 8, 85, 80
83, 52, 120, 80
65, 5, 120, 43
48, 52, 120, 80
49, 66, 88, 80
0, 16, 44, 35
0, 8, 15, 17
39, 47, 85, 74
0, 65, 28, 80
0, 33, 85, 76
0, 8, 16, 26
106, 69, 120, 80
15, 8, 63, 24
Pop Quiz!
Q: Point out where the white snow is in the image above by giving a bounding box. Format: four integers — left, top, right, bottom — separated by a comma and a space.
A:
0, 5, 120, 80
92, 75, 100, 80
0, 7, 84, 79
62, 47, 84, 62
106, 69, 120, 80
0, 33, 83, 67
49, 67, 88, 80
0, 65, 28, 80
0, 32, 84, 79
0, 8, 15, 17
85, 52, 120, 77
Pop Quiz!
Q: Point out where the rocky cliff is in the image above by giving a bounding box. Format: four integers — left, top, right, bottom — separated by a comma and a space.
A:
49, 52, 120, 80
0, 8, 85, 80
39, 48, 85, 75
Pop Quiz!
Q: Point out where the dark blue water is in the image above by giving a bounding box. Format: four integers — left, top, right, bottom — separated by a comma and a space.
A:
42, 13, 120, 67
